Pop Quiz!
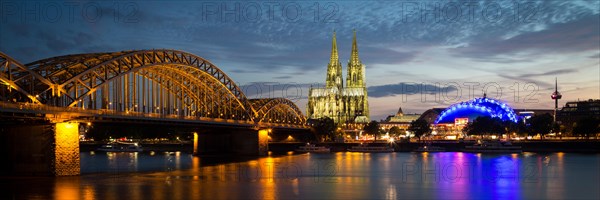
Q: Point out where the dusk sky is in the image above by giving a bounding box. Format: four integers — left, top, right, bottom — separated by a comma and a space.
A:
1, 0, 598, 120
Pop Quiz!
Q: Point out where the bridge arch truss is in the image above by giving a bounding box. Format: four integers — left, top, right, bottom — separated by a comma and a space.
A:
250, 98, 306, 125
0, 50, 307, 125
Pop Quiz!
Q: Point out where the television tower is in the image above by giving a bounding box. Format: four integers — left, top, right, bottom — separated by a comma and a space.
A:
551, 77, 562, 123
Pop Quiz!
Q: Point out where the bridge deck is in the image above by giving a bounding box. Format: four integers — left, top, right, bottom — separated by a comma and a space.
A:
0, 102, 309, 129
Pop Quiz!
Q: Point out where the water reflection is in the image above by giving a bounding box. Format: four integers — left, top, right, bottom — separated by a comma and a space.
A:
54, 177, 80, 200
1, 152, 599, 199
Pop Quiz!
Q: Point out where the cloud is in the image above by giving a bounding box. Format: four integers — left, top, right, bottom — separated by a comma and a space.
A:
452, 14, 600, 62
361, 47, 417, 65
7, 23, 31, 37
230, 69, 262, 74
368, 82, 458, 98
497, 74, 553, 89
274, 76, 292, 79
519, 69, 578, 78
73, 32, 94, 46
36, 31, 71, 52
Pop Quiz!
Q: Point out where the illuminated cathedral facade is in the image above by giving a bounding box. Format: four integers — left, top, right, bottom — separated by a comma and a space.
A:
307, 31, 369, 124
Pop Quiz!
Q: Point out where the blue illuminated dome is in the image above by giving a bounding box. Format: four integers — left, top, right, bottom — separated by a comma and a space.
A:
435, 97, 518, 124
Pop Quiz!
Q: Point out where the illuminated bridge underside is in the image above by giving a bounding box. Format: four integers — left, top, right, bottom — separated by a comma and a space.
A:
435, 97, 518, 124
250, 98, 305, 124
0, 50, 306, 126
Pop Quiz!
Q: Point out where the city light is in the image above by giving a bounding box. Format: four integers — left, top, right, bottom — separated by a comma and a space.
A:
435, 97, 518, 124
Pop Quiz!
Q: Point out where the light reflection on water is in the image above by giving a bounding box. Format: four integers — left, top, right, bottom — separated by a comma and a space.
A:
2, 152, 599, 199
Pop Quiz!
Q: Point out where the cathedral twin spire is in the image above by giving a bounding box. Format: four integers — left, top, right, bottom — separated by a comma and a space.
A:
350, 30, 361, 66
326, 30, 364, 89
329, 32, 339, 66
326, 31, 343, 89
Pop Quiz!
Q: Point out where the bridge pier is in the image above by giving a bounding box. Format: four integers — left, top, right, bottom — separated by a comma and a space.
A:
257, 129, 269, 156
192, 128, 270, 156
52, 122, 80, 176
0, 122, 80, 176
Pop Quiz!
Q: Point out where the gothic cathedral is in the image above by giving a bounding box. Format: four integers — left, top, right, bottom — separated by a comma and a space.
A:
307, 31, 370, 124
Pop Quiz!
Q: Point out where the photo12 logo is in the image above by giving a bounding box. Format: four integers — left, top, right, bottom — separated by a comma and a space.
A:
241, 82, 309, 103
398, 1, 538, 23
399, 81, 540, 104
0, 1, 139, 23
199, 1, 340, 23
401, 161, 552, 183
240, 81, 542, 105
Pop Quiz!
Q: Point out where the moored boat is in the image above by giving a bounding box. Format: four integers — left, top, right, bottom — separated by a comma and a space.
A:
295, 143, 331, 153
97, 141, 143, 152
414, 145, 446, 152
348, 144, 394, 153
463, 141, 522, 153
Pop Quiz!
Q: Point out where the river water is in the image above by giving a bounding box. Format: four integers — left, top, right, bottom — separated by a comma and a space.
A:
2, 151, 599, 199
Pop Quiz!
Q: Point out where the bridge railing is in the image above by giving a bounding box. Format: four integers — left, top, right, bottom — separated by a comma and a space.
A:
0, 101, 306, 127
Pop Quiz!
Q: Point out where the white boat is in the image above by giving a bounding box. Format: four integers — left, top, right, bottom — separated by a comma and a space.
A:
463, 141, 522, 153
348, 145, 394, 153
414, 145, 446, 152
296, 144, 331, 153
97, 141, 143, 152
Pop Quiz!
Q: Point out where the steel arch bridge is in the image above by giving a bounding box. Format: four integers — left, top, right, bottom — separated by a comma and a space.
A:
0, 50, 306, 126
